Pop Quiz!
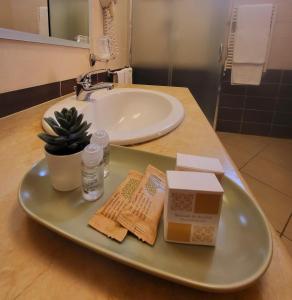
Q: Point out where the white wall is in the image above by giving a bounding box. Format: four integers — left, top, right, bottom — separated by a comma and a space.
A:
0, 0, 130, 93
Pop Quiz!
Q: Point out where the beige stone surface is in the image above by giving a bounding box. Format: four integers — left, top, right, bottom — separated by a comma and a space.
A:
257, 139, 292, 172
282, 236, 292, 257
0, 85, 292, 299
241, 156, 292, 198
217, 132, 269, 169
242, 173, 292, 233
284, 215, 292, 240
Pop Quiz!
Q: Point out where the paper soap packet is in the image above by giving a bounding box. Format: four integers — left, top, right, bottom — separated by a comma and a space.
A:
117, 165, 167, 246
89, 170, 143, 242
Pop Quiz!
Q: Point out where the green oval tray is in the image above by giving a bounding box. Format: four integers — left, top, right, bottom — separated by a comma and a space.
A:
18, 145, 272, 292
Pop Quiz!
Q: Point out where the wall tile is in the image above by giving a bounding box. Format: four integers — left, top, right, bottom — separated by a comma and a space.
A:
217, 68, 292, 138
241, 122, 271, 136
0, 70, 113, 118
282, 70, 292, 84
271, 125, 292, 139
98, 71, 110, 83
221, 82, 246, 95
277, 98, 292, 113
273, 112, 292, 126
279, 84, 292, 98
244, 110, 274, 123
261, 70, 282, 83
245, 96, 275, 111
133, 67, 168, 86
60, 78, 76, 96
216, 120, 241, 133
219, 94, 245, 108
0, 82, 60, 118
246, 84, 279, 97
218, 107, 243, 121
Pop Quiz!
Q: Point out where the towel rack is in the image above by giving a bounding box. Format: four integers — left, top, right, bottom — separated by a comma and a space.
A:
224, 5, 277, 72
108, 66, 130, 75
108, 66, 131, 83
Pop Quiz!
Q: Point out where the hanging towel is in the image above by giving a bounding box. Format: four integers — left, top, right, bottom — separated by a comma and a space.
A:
38, 6, 49, 36
124, 67, 133, 84
231, 4, 273, 85
232, 64, 264, 85
116, 69, 126, 84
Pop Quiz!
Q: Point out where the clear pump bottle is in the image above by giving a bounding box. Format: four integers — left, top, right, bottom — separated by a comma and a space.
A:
91, 129, 110, 177
81, 143, 104, 201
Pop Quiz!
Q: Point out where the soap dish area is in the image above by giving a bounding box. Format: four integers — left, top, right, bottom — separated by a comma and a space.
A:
18, 145, 272, 292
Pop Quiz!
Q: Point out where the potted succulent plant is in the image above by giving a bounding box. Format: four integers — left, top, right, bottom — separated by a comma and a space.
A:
38, 107, 92, 191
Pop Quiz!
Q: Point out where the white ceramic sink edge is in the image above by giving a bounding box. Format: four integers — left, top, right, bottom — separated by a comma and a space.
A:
43, 88, 185, 145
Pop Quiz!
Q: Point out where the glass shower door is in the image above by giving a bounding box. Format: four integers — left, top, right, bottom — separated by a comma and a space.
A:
131, 0, 171, 86
131, 0, 231, 124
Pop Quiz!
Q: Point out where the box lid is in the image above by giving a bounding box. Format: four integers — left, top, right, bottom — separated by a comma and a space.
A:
167, 171, 224, 193
176, 153, 224, 174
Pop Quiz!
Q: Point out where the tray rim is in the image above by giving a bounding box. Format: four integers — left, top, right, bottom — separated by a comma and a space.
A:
18, 145, 273, 292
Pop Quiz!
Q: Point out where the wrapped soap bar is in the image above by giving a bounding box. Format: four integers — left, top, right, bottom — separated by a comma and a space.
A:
176, 153, 224, 182
88, 170, 143, 242
117, 165, 167, 246
164, 171, 224, 246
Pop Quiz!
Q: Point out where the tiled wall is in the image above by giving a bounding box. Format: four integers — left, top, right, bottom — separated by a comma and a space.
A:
0, 71, 110, 118
216, 69, 292, 138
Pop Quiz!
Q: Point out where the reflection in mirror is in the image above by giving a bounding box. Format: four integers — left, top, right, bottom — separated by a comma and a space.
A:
0, 0, 89, 43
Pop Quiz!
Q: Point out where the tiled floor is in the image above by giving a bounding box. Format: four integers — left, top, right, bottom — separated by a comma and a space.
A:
217, 132, 292, 257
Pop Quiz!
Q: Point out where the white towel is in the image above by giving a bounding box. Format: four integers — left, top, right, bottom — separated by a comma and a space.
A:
232, 4, 273, 85
38, 6, 49, 36
116, 69, 126, 84
124, 67, 133, 84
232, 64, 264, 85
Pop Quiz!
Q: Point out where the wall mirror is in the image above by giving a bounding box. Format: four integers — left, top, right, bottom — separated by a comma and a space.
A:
0, 0, 90, 48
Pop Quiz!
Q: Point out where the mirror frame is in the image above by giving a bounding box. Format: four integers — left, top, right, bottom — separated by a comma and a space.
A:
0, 0, 91, 49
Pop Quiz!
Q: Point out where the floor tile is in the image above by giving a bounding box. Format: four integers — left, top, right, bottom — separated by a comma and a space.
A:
218, 143, 253, 169
281, 236, 292, 257
242, 173, 292, 232
217, 132, 270, 154
217, 132, 270, 168
258, 138, 292, 171
241, 156, 292, 198
283, 214, 292, 240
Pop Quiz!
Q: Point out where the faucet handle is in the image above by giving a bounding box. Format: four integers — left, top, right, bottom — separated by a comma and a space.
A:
77, 73, 91, 84
77, 69, 108, 85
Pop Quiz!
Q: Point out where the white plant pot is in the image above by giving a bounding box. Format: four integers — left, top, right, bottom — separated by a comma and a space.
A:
45, 150, 82, 192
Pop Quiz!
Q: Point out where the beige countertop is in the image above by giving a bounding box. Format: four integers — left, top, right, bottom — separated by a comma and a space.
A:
0, 84, 291, 299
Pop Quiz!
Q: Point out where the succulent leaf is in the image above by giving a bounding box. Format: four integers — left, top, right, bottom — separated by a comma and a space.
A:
70, 108, 78, 125
38, 133, 67, 145
56, 116, 71, 129
44, 117, 59, 128
54, 111, 64, 121
51, 125, 70, 136
69, 122, 91, 140
39, 107, 91, 155
61, 108, 68, 116
70, 114, 84, 132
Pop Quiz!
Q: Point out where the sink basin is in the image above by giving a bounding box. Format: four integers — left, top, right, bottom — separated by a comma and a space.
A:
43, 88, 184, 145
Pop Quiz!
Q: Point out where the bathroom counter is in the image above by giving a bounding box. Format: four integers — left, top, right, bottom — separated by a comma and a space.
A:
0, 84, 291, 299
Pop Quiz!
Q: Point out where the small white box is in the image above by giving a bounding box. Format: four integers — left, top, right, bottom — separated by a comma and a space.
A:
176, 153, 224, 182
164, 171, 224, 246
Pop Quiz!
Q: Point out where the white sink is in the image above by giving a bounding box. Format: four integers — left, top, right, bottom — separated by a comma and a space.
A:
43, 88, 184, 145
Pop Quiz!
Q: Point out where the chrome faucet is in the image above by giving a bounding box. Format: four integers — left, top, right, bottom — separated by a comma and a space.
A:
75, 69, 114, 101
